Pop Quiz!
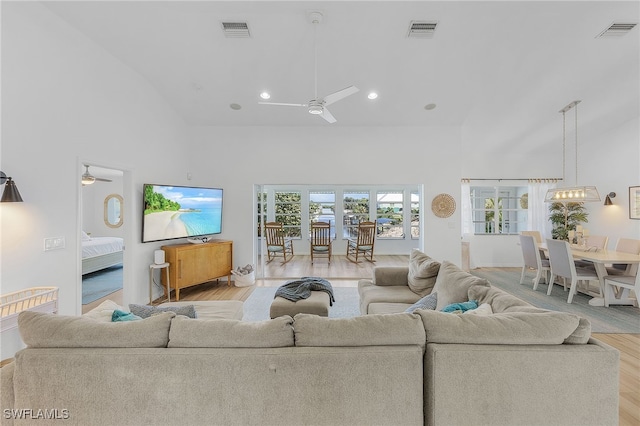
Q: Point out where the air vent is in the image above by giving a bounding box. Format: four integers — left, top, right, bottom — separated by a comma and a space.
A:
597, 22, 637, 38
407, 21, 438, 38
221, 22, 251, 38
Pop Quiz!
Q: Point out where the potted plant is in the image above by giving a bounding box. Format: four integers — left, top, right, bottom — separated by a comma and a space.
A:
548, 202, 588, 241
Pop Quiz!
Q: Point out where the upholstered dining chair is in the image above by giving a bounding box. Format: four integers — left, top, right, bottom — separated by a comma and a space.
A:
521, 230, 548, 260
264, 222, 294, 264
519, 234, 550, 291
606, 238, 640, 276
574, 235, 609, 269
310, 221, 332, 264
603, 270, 640, 308
346, 221, 376, 263
546, 238, 599, 304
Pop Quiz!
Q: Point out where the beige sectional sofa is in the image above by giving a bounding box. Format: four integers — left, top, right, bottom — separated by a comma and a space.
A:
1, 257, 620, 426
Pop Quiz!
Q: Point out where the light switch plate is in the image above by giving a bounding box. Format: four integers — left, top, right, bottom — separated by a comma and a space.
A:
44, 237, 65, 251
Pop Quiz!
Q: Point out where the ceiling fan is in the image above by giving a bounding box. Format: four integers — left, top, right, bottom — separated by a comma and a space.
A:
81, 165, 112, 186
259, 11, 359, 124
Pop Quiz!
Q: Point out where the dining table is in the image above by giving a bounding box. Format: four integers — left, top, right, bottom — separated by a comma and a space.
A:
539, 242, 640, 306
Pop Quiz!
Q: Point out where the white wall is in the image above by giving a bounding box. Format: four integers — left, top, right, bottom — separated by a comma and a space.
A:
188, 126, 464, 269
0, 2, 190, 359
82, 177, 124, 238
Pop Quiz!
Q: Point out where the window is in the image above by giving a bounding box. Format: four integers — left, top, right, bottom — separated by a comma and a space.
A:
410, 191, 420, 239
376, 191, 404, 238
470, 186, 528, 234
257, 189, 267, 237
343, 191, 370, 238
309, 191, 336, 238
275, 191, 301, 238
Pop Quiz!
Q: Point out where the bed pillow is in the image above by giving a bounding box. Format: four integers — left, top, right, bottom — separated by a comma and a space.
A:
129, 304, 197, 319
82, 231, 91, 241
407, 249, 441, 296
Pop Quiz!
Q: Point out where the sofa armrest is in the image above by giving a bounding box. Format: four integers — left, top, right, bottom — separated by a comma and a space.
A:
373, 266, 410, 286
1, 361, 15, 424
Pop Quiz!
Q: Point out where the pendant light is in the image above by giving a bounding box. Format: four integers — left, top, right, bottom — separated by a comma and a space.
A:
545, 100, 600, 203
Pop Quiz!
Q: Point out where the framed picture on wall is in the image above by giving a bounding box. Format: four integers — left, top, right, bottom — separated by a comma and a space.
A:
630, 186, 640, 220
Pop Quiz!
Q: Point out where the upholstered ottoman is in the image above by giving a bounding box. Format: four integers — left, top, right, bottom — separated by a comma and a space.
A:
159, 300, 244, 320
270, 291, 330, 319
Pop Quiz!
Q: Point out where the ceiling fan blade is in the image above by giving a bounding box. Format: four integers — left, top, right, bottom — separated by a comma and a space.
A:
320, 108, 337, 124
95, 177, 112, 182
322, 86, 359, 106
258, 102, 307, 107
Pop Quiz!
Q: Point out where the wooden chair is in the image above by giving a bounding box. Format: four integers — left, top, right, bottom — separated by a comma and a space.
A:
264, 222, 294, 264
519, 234, 550, 291
546, 238, 599, 304
310, 221, 332, 264
346, 221, 376, 263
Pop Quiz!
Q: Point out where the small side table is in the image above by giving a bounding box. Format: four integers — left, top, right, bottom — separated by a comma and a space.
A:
149, 262, 170, 304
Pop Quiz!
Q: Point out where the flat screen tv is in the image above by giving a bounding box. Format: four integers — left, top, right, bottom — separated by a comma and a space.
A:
142, 184, 223, 243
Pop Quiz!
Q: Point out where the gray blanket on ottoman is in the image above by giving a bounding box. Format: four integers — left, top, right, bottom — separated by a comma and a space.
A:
275, 277, 335, 306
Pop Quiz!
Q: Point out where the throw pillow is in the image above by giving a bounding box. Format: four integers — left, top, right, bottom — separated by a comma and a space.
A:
407, 249, 441, 296
129, 304, 197, 319
83, 299, 125, 322
432, 261, 490, 310
405, 292, 438, 313
111, 310, 142, 322
441, 300, 478, 313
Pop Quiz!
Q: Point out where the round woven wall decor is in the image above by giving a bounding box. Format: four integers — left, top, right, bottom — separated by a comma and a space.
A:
431, 193, 456, 218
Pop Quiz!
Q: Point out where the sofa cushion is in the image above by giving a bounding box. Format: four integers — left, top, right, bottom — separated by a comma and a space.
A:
168, 315, 294, 348
369, 303, 413, 314
359, 280, 422, 314
160, 300, 244, 321
407, 249, 441, 296
130, 303, 197, 319
405, 292, 438, 313
293, 313, 426, 348
416, 309, 582, 345
468, 285, 532, 313
18, 311, 173, 348
432, 261, 490, 310
82, 299, 125, 322
464, 303, 494, 316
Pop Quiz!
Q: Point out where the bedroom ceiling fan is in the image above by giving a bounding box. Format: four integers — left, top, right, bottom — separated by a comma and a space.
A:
259, 11, 359, 124
81, 165, 112, 186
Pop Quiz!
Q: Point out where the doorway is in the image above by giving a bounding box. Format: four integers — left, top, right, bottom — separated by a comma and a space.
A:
79, 164, 125, 313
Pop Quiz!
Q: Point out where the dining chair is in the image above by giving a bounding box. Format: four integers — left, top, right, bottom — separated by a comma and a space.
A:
546, 238, 600, 304
574, 235, 609, 269
603, 270, 640, 308
521, 230, 548, 260
519, 234, 550, 291
346, 221, 376, 263
264, 222, 294, 265
606, 238, 640, 276
310, 221, 332, 264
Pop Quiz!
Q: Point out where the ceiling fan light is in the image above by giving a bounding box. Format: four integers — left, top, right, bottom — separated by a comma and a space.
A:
308, 105, 323, 115
82, 174, 96, 185
260, 92, 270, 100
368, 92, 378, 100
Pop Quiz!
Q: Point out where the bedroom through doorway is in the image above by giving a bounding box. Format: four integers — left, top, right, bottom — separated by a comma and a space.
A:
80, 165, 125, 313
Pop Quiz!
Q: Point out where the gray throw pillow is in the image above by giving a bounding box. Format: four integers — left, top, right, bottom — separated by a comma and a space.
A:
407, 249, 441, 296
405, 292, 438, 313
129, 304, 196, 319
432, 261, 490, 310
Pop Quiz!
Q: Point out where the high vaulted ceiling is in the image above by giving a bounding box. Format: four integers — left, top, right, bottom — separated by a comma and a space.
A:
42, 0, 638, 145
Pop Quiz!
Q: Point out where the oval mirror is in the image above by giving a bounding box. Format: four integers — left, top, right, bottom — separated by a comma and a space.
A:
104, 194, 123, 228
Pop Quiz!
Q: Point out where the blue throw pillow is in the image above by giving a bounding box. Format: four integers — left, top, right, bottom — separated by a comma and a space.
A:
405, 292, 438, 313
111, 309, 142, 322
441, 300, 478, 313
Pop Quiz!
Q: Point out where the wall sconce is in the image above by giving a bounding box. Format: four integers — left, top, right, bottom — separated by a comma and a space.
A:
604, 192, 616, 206
0, 171, 24, 202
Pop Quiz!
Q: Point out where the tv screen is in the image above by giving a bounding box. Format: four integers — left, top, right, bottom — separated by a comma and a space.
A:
142, 184, 223, 243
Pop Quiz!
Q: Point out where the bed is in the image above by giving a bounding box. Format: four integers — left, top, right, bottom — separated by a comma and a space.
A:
82, 235, 124, 275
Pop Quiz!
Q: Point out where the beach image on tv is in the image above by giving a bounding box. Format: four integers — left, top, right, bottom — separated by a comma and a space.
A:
143, 185, 223, 242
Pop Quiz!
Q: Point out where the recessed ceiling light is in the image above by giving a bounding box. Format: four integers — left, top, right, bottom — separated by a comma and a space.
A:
368, 92, 378, 100
230, 103, 242, 110
260, 92, 271, 100
424, 103, 436, 110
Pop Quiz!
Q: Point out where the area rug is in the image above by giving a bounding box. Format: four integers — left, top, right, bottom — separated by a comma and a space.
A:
82, 265, 123, 305
243, 286, 360, 321
471, 268, 640, 333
